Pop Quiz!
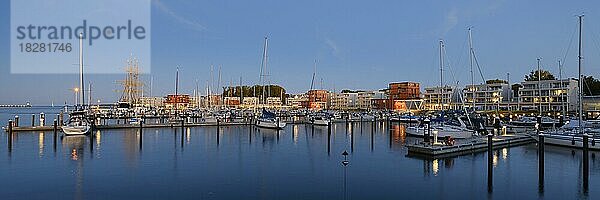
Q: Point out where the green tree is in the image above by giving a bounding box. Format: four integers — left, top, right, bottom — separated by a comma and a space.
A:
223, 85, 286, 100
583, 76, 600, 96
524, 70, 556, 81
485, 79, 508, 84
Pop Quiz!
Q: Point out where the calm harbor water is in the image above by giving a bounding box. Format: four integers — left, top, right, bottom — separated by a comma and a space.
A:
1, 108, 599, 199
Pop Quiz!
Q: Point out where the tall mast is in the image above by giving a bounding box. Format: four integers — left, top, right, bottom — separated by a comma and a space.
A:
578, 15, 584, 134
206, 80, 211, 108
559, 59, 565, 116
468, 28, 475, 111
260, 36, 269, 105
310, 59, 317, 91
537, 58, 542, 115
439, 39, 444, 110
218, 65, 222, 108
240, 76, 243, 106
194, 79, 200, 109
175, 65, 179, 117
79, 32, 85, 108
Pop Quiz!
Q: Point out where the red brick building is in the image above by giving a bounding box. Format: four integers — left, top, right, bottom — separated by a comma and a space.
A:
388, 82, 420, 109
303, 89, 328, 110
164, 94, 190, 109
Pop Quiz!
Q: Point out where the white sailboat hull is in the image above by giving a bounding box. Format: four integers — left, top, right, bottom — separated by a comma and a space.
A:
255, 119, 286, 129
61, 125, 90, 136
312, 119, 331, 126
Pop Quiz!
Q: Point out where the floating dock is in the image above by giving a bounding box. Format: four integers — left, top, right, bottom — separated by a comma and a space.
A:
407, 134, 535, 159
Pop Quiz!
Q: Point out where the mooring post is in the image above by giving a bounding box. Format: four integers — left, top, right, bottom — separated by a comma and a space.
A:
536, 115, 542, 133
328, 121, 332, 154
277, 117, 280, 137
40, 113, 45, 127
31, 114, 35, 127
14, 116, 19, 127
59, 111, 64, 125
351, 123, 354, 152
139, 117, 143, 150
538, 131, 545, 192
53, 119, 58, 150
181, 119, 185, 148
8, 120, 13, 151
583, 133, 589, 192
487, 133, 493, 192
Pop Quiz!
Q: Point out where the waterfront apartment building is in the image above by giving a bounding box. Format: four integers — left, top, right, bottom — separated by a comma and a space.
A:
357, 91, 375, 110
223, 97, 241, 107
388, 82, 420, 110
286, 94, 307, 109
241, 97, 258, 107
462, 82, 512, 111
138, 97, 164, 108
266, 97, 283, 106
371, 90, 389, 110
388, 82, 420, 100
517, 78, 578, 113
164, 94, 190, 110
423, 86, 460, 110
328, 91, 376, 110
303, 89, 329, 110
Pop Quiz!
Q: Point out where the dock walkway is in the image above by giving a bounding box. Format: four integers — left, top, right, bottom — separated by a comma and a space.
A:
407, 134, 535, 158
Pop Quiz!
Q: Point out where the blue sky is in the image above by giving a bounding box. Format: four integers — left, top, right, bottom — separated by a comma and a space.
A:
2, 0, 600, 104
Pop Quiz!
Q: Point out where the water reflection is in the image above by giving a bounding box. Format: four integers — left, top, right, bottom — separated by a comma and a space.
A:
38, 132, 44, 157
433, 159, 439, 176
3, 120, 600, 199
61, 135, 87, 199
424, 157, 456, 177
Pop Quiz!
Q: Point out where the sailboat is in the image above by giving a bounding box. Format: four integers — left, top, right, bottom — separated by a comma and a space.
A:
254, 36, 286, 129
62, 32, 91, 136
405, 116, 474, 139
406, 39, 477, 140
539, 16, 600, 150
256, 108, 286, 129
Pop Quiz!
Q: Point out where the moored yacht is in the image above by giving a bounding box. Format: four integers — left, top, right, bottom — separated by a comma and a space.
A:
255, 109, 286, 129
62, 33, 90, 136
405, 117, 474, 139
310, 112, 331, 126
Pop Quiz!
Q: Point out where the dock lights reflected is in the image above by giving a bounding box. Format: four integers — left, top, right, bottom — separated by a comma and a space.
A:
432, 159, 439, 176
71, 149, 79, 161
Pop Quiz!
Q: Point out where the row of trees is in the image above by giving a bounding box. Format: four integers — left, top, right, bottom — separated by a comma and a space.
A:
222, 85, 286, 99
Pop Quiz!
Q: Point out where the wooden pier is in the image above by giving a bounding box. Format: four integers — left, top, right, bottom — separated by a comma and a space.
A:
407, 134, 535, 159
